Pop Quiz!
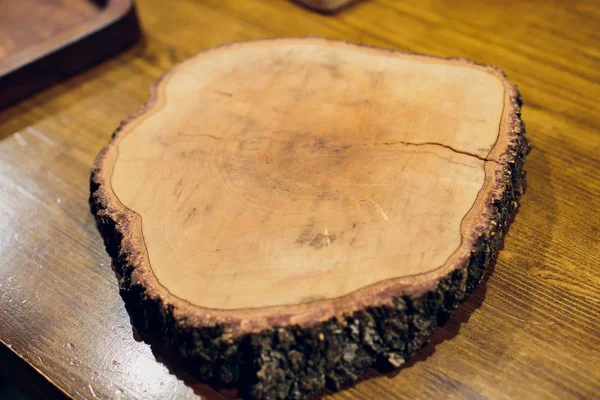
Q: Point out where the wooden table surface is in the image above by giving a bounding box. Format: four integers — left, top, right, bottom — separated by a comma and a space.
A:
0, 0, 598, 399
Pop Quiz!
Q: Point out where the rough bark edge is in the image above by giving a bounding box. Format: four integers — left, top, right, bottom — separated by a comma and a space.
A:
89, 40, 530, 399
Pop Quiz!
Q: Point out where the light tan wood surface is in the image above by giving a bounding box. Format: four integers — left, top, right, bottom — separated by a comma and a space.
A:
105, 39, 511, 311
0, 0, 598, 399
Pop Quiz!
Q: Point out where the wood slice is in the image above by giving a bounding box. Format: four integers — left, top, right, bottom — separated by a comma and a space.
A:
90, 38, 530, 399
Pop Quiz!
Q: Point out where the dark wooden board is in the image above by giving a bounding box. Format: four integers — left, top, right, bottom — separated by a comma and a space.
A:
0, 0, 598, 399
0, 0, 140, 109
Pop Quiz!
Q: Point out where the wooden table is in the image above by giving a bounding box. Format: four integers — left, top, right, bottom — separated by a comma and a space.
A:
1, 0, 598, 399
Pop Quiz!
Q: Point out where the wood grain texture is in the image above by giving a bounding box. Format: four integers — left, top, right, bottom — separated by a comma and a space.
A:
0, 0, 598, 399
0, 0, 140, 108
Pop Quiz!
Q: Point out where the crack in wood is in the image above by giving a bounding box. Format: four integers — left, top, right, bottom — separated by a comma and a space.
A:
173, 133, 497, 163
372, 140, 496, 162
